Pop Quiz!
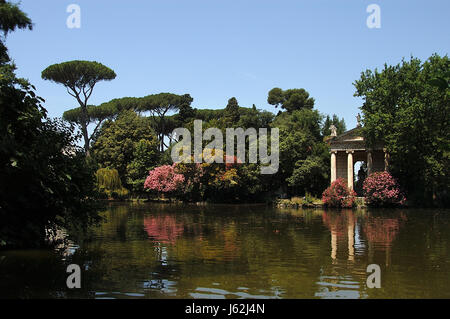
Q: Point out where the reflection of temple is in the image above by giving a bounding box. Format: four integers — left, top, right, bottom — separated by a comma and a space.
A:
322, 211, 407, 266
322, 212, 358, 262
318, 211, 363, 298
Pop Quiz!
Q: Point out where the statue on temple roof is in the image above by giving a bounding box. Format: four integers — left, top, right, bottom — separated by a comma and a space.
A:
329, 124, 337, 137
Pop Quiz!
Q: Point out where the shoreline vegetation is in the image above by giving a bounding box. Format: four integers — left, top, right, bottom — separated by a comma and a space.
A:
0, 2, 448, 250
99, 196, 368, 209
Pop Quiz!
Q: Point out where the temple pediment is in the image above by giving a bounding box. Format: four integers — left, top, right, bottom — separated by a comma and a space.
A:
328, 127, 383, 151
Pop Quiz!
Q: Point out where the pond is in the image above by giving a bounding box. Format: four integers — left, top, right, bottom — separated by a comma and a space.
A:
1, 203, 450, 299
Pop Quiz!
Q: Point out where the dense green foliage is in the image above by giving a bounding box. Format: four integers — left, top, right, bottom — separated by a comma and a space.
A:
140, 93, 193, 151
0, 0, 31, 63
271, 108, 330, 197
171, 160, 266, 203
125, 139, 160, 193
92, 110, 160, 192
0, 2, 102, 248
268, 88, 315, 112
354, 54, 449, 206
41, 61, 116, 87
3, 0, 447, 256
96, 168, 129, 199
89, 88, 343, 202
0, 28, 98, 247
224, 97, 241, 125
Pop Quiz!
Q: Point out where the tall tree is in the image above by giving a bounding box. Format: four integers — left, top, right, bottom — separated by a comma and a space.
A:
271, 108, 329, 196
224, 97, 240, 125
139, 93, 193, 151
268, 88, 315, 112
354, 54, 449, 206
41, 60, 116, 155
175, 94, 196, 126
62, 96, 143, 148
62, 103, 117, 146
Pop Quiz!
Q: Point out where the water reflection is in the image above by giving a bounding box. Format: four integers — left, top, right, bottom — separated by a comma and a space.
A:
322, 211, 357, 262
363, 213, 406, 246
321, 211, 407, 264
316, 210, 410, 298
1, 204, 450, 299
363, 212, 407, 267
144, 215, 184, 244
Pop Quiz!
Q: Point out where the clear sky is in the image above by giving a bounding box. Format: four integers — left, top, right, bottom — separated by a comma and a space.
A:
5, 0, 450, 128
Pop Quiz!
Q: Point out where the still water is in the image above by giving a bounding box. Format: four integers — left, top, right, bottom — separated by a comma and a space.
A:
1, 203, 450, 299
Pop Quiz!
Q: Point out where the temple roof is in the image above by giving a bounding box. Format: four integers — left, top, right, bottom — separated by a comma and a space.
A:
328, 126, 383, 151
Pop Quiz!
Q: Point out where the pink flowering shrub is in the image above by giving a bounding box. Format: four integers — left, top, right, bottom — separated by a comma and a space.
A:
322, 178, 357, 208
363, 172, 406, 207
144, 164, 185, 194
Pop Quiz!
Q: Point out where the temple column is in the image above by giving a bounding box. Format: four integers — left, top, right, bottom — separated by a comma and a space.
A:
330, 151, 337, 183
383, 148, 389, 171
367, 150, 373, 176
347, 150, 354, 190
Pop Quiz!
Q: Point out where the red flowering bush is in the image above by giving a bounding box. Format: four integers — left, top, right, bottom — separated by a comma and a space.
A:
144, 164, 185, 194
363, 172, 406, 207
322, 178, 357, 208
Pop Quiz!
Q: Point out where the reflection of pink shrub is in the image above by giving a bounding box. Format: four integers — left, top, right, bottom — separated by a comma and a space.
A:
322, 178, 356, 208
364, 217, 400, 245
144, 164, 184, 193
144, 216, 184, 244
363, 172, 406, 207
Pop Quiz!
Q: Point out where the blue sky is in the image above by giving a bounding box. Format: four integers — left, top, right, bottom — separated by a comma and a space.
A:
5, 0, 450, 128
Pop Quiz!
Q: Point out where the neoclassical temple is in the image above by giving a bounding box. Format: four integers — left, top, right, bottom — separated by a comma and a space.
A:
328, 118, 388, 192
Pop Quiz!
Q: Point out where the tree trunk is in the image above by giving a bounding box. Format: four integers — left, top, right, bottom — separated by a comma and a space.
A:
160, 118, 165, 152
81, 123, 90, 156
80, 104, 90, 156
